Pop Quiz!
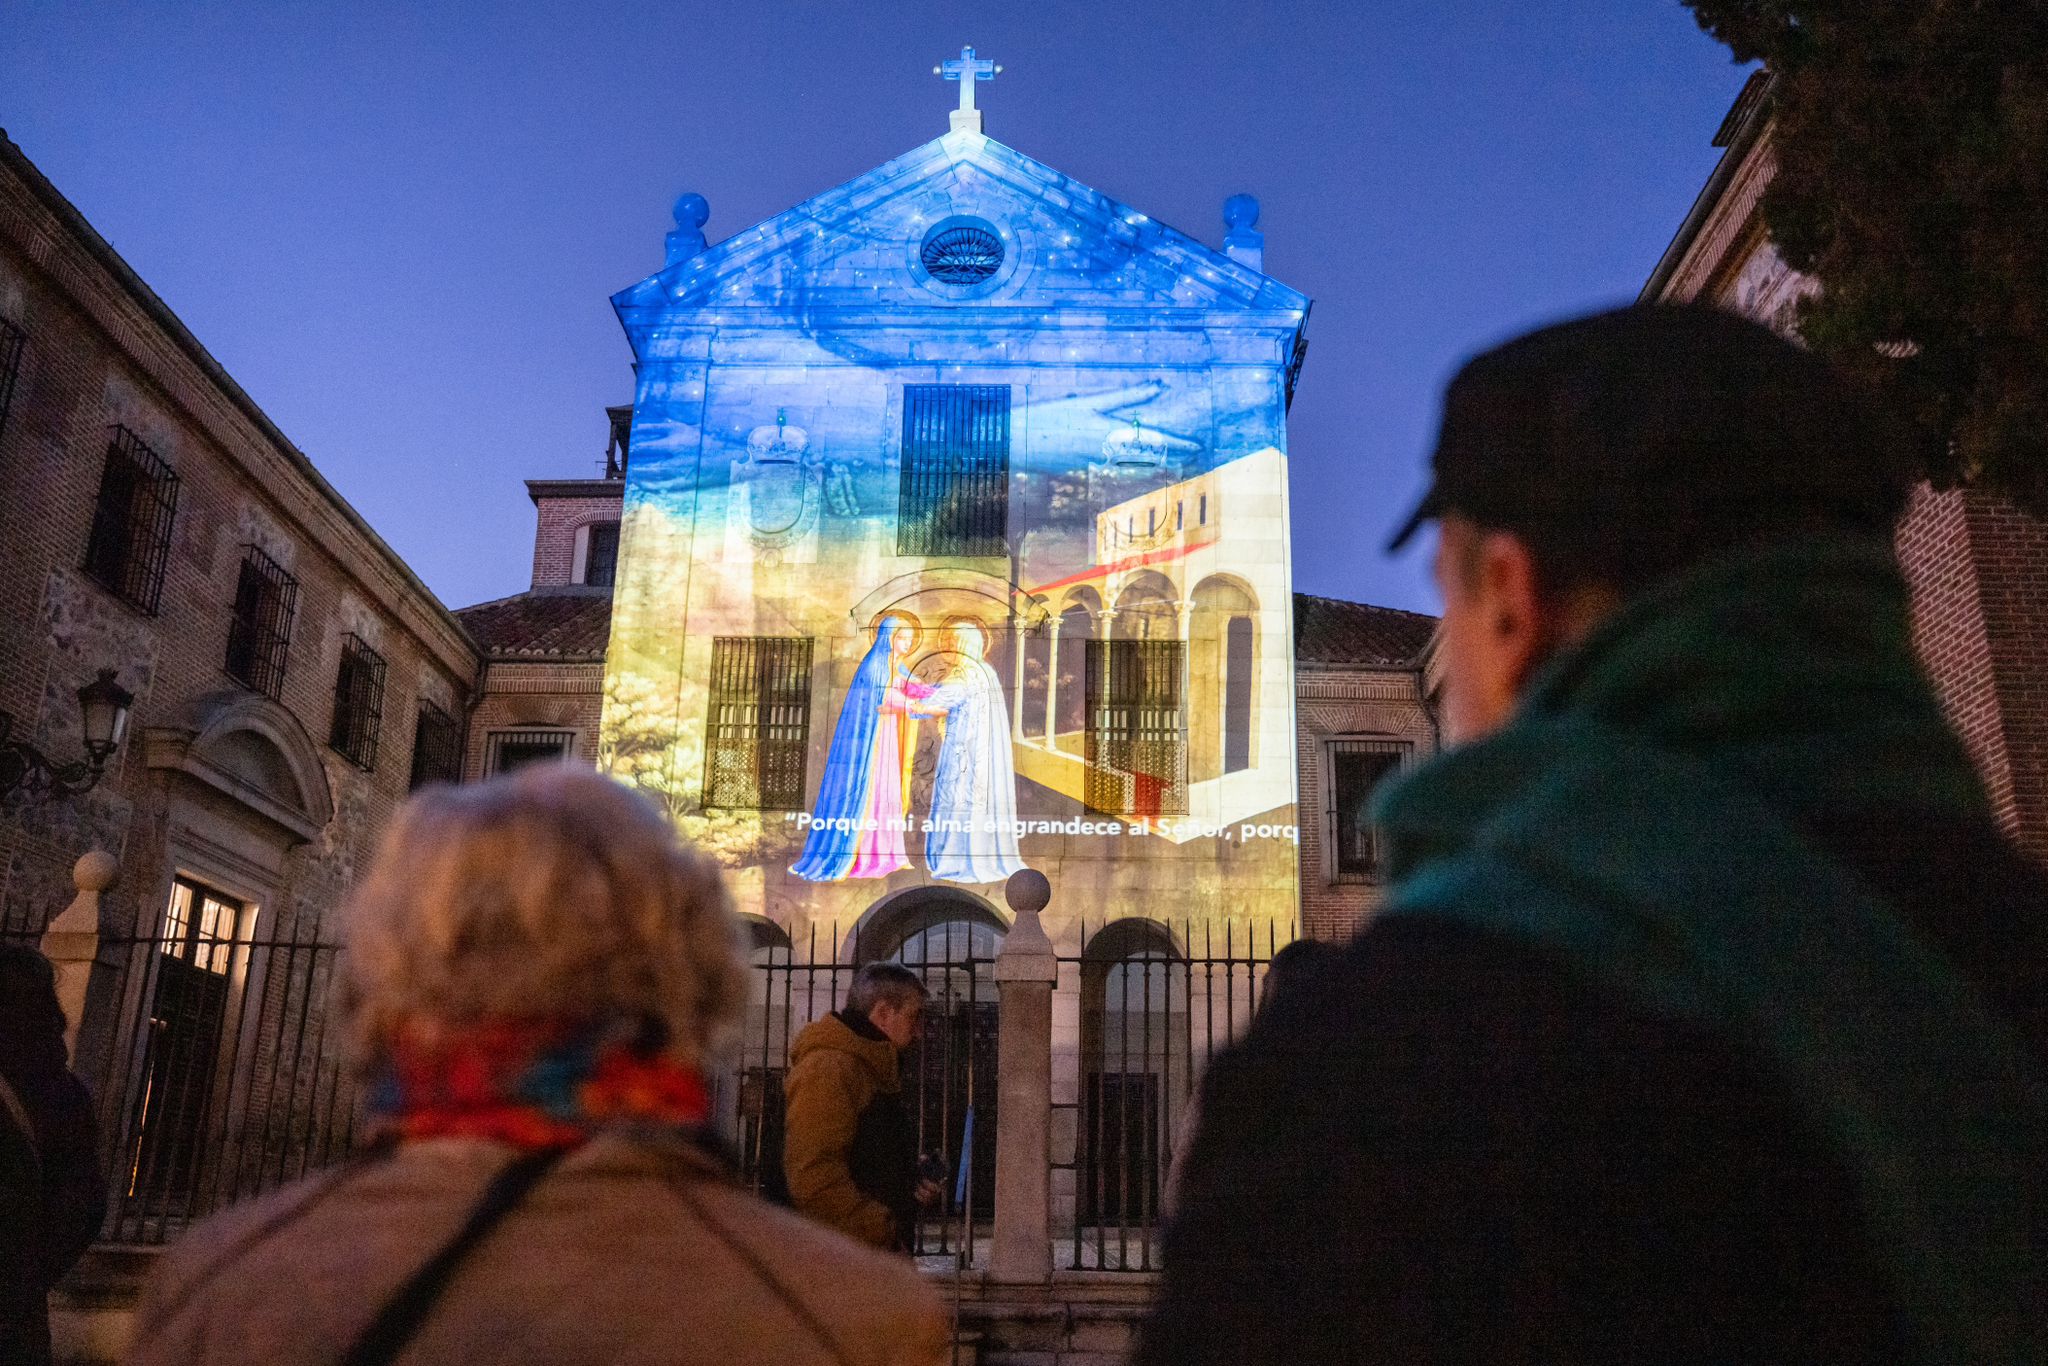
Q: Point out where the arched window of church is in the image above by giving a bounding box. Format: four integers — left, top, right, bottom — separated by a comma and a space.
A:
1189, 577, 1258, 783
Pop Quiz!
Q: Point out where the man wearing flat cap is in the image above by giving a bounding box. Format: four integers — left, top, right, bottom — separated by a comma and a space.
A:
1139, 305, 2047, 1365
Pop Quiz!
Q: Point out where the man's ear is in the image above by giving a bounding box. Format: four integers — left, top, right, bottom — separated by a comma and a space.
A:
1475, 530, 1551, 692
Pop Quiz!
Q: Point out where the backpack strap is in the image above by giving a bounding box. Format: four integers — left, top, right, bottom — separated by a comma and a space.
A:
338, 1147, 568, 1366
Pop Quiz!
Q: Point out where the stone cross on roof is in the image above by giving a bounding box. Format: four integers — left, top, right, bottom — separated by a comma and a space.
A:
935, 46, 1001, 134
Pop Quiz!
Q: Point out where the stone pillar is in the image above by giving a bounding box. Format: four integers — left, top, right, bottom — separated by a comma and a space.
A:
991, 867, 1056, 1283
1042, 616, 1062, 746
1011, 620, 1028, 742
40, 850, 115, 1065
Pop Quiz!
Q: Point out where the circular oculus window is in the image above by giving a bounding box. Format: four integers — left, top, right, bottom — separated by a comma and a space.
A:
919, 222, 1005, 285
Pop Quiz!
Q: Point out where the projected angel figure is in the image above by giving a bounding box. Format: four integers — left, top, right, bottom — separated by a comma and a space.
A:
791, 615, 932, 881
910, 621, 1025, 884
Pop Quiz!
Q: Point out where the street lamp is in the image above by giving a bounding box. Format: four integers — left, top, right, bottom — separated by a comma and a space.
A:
0, 669, 135, 802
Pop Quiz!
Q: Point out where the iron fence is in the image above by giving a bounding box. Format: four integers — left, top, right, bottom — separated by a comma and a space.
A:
4, 917, 358, 1246
724, 913, 998, 1266
1055, 917, 1289, 1271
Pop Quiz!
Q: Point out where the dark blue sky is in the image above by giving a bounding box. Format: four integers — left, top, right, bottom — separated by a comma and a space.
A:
4, 1, 1747, 615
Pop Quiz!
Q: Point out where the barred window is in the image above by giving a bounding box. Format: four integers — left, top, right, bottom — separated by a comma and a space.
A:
0, 318, 24, 446
898, 385, 1009, 557
328, 635, 386, 769
1328, 739, 1406, 882
584, 521, 620, 587
408, 701, 462, 790
223, 548, 297, 698
83, 426, 179, 615
485, 728, 574, 775
705, 636, 813, 809
1085, 639, 1187, 816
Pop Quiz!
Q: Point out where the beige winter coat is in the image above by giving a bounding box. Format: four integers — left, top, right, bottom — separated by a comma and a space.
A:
126, 1133, 946, 1366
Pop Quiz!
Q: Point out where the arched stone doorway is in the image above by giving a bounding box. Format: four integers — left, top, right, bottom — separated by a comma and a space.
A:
855, 886, 1007, 1225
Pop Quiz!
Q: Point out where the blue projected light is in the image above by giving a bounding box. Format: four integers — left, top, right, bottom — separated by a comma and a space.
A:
604, 123, 1312, 929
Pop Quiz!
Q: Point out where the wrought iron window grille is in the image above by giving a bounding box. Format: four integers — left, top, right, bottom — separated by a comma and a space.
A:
1326, 738, 1407, 883
0, 318, 25, 447
898, 384, 1010, 557
82, 426, 180, 616
483, 728, 574, 776
407, 701, 462, 790
1084, 638, 1189, 816
704, 636, 813, 809
327, 635, 386, 770
223, 548, 298, 699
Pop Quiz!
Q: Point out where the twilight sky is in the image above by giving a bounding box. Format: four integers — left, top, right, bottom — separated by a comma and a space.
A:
2, 1, 1749, 615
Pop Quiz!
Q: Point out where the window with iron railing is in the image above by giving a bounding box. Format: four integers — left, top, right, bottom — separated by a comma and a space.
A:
705, 636, 813, 809
408, 701, 463, 790
0, 318, 24, 447
83, 426, 180, 616
1085, 638, 1188, 816
484, 728, 574, 776
1327, 739, 1407, 882
897, 385, 1009, 557
328, 635, 386, 770
583, 521, 620, 587
223, 548, 298, 698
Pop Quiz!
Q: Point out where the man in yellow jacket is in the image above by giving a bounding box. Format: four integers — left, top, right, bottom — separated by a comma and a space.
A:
784, 964, 940, 1252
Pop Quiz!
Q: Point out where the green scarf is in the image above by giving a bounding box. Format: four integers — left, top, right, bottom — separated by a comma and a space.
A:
1374, 537, 2045, 1364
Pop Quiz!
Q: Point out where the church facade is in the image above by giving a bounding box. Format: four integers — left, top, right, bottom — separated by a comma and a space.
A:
601, 122, 1313, 954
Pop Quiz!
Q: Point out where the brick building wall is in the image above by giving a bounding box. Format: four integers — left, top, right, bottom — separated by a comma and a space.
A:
0, 132, 477, 945
1895, 485, 2048, 861
527, 479, 623, 589
0, 135, 480, 1275
1645, 91, 2048, 863
1294, 665, 1438, 941
462, 659, 607, 780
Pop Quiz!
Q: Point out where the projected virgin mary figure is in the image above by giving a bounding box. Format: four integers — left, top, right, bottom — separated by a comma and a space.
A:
791, 615, 931, 881
912, 622, 1025, 883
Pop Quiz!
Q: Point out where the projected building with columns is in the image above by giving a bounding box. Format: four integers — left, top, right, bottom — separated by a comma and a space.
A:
601, 57, 1309, 1232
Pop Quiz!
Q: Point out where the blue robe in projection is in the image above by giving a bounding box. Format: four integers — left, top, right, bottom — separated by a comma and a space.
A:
791, 619, 920, 882
920, 654, 1025, 884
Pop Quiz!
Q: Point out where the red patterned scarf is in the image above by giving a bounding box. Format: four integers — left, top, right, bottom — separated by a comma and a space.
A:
369, 1018, 711, 1150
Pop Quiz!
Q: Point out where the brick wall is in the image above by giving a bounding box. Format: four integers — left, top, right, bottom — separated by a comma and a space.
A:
463, 659, 606, 780
1293, 666, 1438, 942
0, 144, 478, 946
0, 135, 480, 1165
529, 487, 623, 588
1896, 485, 2048, 863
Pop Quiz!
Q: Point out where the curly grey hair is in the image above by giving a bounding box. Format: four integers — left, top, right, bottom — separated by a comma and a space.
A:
338, 765, 745, 1074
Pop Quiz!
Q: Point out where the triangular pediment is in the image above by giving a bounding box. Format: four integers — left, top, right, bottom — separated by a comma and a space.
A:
613, 131, 1309, 321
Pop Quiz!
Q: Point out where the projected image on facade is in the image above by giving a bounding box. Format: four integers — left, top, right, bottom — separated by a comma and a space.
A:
600, 124, 1309, 938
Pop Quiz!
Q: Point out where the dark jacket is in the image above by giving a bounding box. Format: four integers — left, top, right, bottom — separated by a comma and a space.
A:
0, 946, 105, 1366
1140, 541, 2048, 1366
783, 1009, 917, 1251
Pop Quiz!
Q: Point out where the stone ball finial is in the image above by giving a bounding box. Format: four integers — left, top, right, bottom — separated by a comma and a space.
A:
73, 849, 118, 893
1005, 867, 1051, 915
1223, 193, 1261, 232
672, 192, 710, 231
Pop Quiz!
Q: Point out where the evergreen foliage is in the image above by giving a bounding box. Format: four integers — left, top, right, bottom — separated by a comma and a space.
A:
1685, 1, 2048, 512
